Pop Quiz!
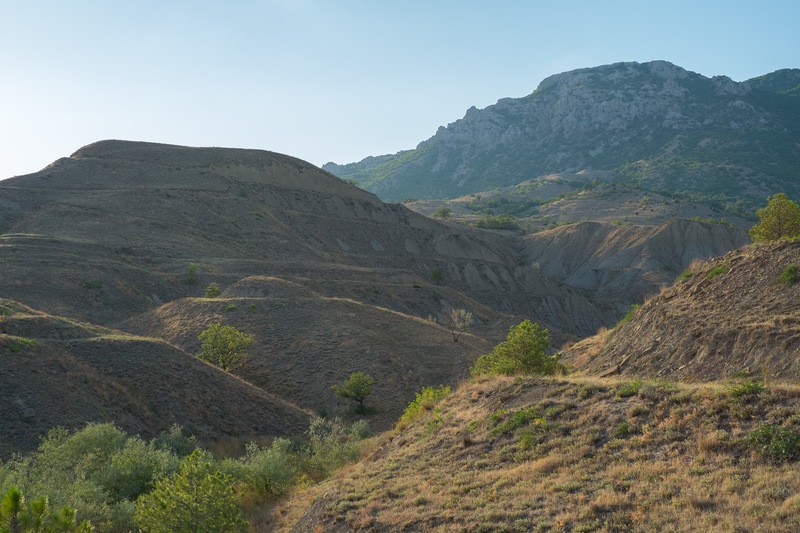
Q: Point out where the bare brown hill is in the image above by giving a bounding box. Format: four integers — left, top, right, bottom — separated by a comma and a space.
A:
524, 219, 750, 304
0, 140, 607, 336
568, 241, 800, 381
0, 299, 309, 458
272, 375, 800, 532
121, 277, 498, 429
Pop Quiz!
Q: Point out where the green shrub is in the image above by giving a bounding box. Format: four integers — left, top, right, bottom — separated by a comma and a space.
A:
135, 450, 246, 533
396, 386, 451, 431
489, 407, 543, 436
204, 282, 221, 298
747, 424, 800, 463
678, 269, 694, 280
616, 381, 641, 398
706, 263, 729, 279
779, 264, 800, 286
432, 206, 452, 219
728, 379, 766, 399
614, 305, 640, 329
223, 303, 237, 312
184, 263, 199, 284
475, 214, 520, 230
221, 440, 296, 497
614, 422, 631, 438
470, 320, 559, 377
8, 337, 37, 353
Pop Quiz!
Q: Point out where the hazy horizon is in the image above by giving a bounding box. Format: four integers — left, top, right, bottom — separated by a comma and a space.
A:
1, 0, 798, 179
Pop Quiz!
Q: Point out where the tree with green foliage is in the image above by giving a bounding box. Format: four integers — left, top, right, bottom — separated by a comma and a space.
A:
203, 282, 221, 298
135, 450, 246, 533
331, 372, 374, 414
432, 206, 452, 219
431, 268, 444, 285
442, 308, 472, 342
198, 323, 254, 372
184, 263, 199, 284
749, 193, 800, 242
470, 320, 560, 377
0, 486, 93, 533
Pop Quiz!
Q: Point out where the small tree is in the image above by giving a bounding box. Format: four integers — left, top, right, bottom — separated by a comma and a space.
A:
198, 323, 254, 372
184, 263, 199, 284
470, 320, 560, 377
749, 193, 800, 242
0, 486, 93, 533
431, 268, 444, 285
135, 450, 246, 533
332, 372, 374, 414
432, 206, 452, 219
442, 308, 473, 342
204, 282, 221, 298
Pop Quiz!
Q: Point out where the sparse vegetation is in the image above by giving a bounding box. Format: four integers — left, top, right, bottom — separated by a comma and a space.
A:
197, 323, 254, 372
614, 304, 640, 329
396, 385, 451, 431
749, 193, 800, 242
470, 320, 560, 377
779, 264, 800, 286
203, 282, 221, 298
616, 380, 641, 398
332, 372, 374, 414
706, 263, 729, 279
441, 308, 472, 342
7, 337, 37, 353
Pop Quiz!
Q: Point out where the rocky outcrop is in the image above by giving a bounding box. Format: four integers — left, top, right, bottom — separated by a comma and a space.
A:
325, 61, 800, 206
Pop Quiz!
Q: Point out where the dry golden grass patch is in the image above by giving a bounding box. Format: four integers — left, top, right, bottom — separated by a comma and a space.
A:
267, 375, 800, 532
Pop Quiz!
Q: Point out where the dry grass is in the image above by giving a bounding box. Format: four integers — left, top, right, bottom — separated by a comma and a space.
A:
268, 375, 800, 532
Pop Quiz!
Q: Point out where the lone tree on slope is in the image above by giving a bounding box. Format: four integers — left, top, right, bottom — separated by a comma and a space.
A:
197, 323, 254, 372
749, 193, 800, 242
332, 372, 374, 414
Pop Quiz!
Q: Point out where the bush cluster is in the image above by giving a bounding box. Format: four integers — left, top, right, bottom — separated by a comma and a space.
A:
0, 418, 370, 532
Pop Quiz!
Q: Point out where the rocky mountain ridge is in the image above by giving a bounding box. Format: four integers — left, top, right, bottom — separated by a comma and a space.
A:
325, 61, 800, 209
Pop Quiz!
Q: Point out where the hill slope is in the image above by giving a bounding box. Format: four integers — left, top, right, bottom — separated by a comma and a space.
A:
0, 139, 606, 336
0, 299, 309, 458
275, 376, 800, 532
325, 61, 800, 208
568, 241, 800, 381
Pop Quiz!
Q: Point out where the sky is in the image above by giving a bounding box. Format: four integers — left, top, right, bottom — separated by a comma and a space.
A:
1, 0, 798, 178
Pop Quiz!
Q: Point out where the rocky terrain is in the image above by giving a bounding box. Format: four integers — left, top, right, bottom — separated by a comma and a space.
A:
325, 61, 800, 211
568, 240, 800, 381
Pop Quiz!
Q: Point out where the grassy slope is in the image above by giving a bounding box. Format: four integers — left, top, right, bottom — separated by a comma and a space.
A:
274, 376, 800, 532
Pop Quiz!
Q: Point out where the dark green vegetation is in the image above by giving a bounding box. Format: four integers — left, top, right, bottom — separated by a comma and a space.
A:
331, 372, 374, 414
749, 192, 800, 241
325, 62, 800, 214
0, 419, 370, 532
197, 323, 254, 372
470, 320, 560, 377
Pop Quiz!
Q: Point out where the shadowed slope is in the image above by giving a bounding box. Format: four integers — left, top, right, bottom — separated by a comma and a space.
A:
0, 299, 309, 458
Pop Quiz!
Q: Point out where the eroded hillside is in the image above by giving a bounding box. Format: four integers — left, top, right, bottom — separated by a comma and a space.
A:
569, 241, 800, 381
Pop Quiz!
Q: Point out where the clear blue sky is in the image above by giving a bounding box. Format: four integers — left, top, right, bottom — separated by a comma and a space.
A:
1, 0, 798, 178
